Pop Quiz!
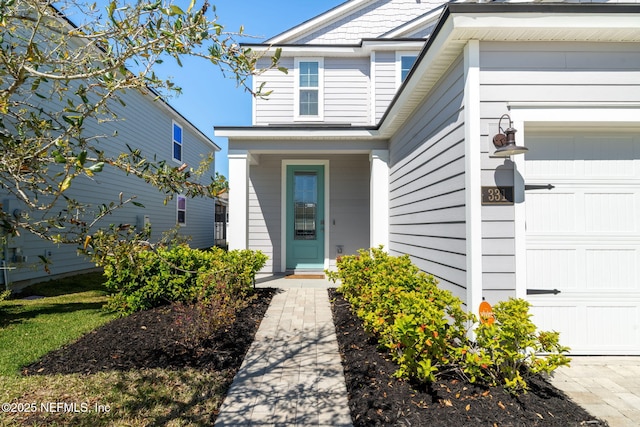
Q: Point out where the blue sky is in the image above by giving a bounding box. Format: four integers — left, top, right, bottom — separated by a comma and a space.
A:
157, 1, 346, 178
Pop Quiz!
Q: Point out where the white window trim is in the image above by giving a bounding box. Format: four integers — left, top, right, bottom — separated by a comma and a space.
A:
395, 51, 419, 89
294, 57, 324, 122
172, 121, 183, 164
176, 195, 187, 226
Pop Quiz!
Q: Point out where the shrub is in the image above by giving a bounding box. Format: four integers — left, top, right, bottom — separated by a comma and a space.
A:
328, 247, 570, 394
469, 298, 571, 393
328, 247, 473, 383
174, 272, 256, 349
102, 244, 267, 314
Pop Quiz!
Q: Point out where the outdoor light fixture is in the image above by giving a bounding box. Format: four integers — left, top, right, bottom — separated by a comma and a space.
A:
492, 114, 528, 157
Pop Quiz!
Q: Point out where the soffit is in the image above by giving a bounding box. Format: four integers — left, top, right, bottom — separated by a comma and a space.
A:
378, 5, 640, 138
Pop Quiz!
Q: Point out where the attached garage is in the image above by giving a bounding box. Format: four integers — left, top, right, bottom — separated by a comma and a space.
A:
523, 129, 640, 355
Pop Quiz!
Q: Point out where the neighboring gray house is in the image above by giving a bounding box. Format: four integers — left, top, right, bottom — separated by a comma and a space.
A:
1, 10, 221, 291
2, 88, 221, 290
216, 0, 640, 355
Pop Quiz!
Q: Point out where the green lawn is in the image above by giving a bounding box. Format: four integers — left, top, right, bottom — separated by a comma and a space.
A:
0, 272, 116, 376
0, 272, 237, 426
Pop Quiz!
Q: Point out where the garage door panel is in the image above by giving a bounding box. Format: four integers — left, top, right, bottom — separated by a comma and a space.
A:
585, 249, 638, 290
527, 249, 578, 289
586, 306, 639, 350
530, 305, 582, 351
530, 299, 640, 355
584, 192, 636, 232
526, 192, 577, 232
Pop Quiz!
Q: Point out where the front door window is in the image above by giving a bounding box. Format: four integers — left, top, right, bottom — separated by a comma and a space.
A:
294, 172, 317, 240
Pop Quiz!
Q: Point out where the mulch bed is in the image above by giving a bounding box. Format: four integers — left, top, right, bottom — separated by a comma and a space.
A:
329, 288, 608, 427
20, 286, 608, 426
23, 288, 276, 375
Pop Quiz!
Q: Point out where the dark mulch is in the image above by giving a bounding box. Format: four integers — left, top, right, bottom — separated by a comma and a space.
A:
20, 286, 608, 427
23, 288, 277, 376
329, 288, 608, 427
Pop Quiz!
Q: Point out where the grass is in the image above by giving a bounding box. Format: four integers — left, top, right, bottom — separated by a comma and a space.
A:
0, 272, 234, 426
0, 272, 116, 376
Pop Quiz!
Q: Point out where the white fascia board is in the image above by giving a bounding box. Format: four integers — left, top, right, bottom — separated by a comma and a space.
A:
378, 17, 456, 136
451, 13, 640, 39
267, 0, 371, 44
245, 41, 425, 58
383, 7, 444, 38
214, 128, 381, 140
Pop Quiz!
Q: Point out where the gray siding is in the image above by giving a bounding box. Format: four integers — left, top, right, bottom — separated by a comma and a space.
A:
389, 56, 467, 301
254, 57, 370, 126
254, 57, 295, 125
248, 154, 370, 273
374, 51, 396, 123
478, 41, 640, 302
4, 85, 216, 289
325, 57, 370, 125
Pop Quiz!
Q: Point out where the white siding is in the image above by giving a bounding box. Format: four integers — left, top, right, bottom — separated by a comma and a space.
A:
248, 154, 370, 273
389, 56, 467, 301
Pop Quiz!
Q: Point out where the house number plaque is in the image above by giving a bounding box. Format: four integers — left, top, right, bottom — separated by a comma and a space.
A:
481, 186, 514, 205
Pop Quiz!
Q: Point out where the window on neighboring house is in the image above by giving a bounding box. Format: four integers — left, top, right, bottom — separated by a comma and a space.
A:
295, 58, 323, 120
172, 121, 183, 162
177, 195, 186, 226
397, 53, 418, 87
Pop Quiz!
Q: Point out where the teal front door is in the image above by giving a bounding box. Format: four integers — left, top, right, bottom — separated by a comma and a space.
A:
286, 165, 325, 270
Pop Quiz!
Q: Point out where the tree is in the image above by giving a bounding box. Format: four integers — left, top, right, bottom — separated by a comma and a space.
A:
0, 0, 279, 266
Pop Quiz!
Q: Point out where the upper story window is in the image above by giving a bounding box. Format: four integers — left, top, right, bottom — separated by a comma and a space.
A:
172, 121, 183, 163
295, 58, 324, 121
396, 53, 418, 87
177, 195, 186, 226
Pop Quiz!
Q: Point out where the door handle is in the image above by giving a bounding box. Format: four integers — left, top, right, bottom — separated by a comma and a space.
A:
525, 184, 555, 191
526, 288, 561, 295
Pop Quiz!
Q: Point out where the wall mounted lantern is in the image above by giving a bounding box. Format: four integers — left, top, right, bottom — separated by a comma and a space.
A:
492, 114, 528, 157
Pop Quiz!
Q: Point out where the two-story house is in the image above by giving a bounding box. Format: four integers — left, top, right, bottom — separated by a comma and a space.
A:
215, 0, 640, 355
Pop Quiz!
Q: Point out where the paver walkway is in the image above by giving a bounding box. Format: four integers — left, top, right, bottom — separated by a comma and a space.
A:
216, 276, 640, 427
214, 278, 352, 426
550, 356, 640, 427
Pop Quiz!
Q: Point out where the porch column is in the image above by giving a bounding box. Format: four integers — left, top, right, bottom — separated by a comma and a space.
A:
228, 150, 249, 250
370, 150, 389, 250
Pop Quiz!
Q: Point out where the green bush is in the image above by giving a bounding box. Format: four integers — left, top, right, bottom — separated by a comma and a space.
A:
102, 244, 267, 314
328, 247, 570, 394
327, 247, 472, 383
470, 298, 570, 393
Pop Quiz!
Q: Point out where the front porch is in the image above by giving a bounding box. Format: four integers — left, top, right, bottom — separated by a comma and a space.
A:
227, 151, 389, 273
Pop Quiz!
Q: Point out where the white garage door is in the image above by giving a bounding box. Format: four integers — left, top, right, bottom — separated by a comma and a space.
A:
525, 131, 640, 355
